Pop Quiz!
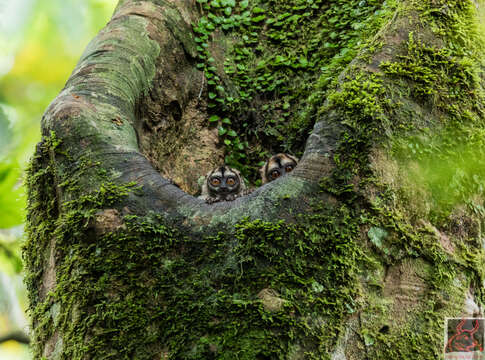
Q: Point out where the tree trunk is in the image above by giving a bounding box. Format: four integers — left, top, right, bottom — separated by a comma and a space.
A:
24, 0, 485, 359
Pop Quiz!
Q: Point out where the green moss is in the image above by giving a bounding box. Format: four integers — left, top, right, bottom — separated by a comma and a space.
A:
376, 4, 485, 222
24, 137, 485, 358
26, 136, 483, 358
380, 32, 482, 111
25, 136, 366, 358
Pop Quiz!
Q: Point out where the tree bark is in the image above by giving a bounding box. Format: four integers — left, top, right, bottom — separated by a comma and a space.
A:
24, 0, 485, 359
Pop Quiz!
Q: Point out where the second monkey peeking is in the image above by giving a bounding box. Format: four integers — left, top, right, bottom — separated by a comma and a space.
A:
259, 153, 299, 184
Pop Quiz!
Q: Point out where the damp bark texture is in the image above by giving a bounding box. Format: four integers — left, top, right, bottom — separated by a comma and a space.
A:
25, 0, 485, 359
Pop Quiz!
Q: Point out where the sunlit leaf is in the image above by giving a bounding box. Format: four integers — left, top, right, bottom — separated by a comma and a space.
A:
0, 162, 24, 228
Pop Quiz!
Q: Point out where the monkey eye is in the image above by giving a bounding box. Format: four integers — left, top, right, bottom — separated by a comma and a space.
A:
285, 165, 294, 172
270, 170, 281, 179
226, 177, 236, 186
210, 178, 221, 186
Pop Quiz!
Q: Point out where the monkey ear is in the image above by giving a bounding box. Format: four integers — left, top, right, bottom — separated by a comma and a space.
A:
287, 154, 299, 163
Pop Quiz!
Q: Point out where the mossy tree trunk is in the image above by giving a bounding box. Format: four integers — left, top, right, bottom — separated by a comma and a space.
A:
25, 0, 485, 359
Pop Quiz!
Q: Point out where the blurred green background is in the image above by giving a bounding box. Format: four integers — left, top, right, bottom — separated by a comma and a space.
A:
0, 0, 117, 358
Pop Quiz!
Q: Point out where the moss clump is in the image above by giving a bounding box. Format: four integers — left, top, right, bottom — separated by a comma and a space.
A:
376, 2, 485, 223
25, 138, 367, 359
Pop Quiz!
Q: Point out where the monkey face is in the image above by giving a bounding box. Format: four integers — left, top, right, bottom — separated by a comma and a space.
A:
206, 166, 242, 198
260, 153, 298, 184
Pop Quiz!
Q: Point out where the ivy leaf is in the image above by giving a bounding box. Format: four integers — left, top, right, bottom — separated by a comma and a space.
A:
299, 57, 308, 67
311, 281, 324, 293
218, 127, 227, 136
227, 130, 238, 137
251, 15, 266, 22
209, 115, 220, 122
363, 333, 375, 346
275, 55, 286, 63
368, 227, 388, 249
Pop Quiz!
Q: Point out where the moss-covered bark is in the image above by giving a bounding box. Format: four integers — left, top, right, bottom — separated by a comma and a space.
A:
24, 0, 485, 359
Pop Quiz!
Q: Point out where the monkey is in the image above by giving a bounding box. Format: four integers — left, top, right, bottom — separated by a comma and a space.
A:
199, 165, 248, 204
259, 153, 299, 184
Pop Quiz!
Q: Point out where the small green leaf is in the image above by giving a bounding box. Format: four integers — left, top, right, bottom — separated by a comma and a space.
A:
275, 55, 285, 63
299, 57, 308, 67
251, 15, 266, 22
218, 127, 227, 135
222, 118, 232, 125
224, 139, 232, 145
311, 281, 324, 293
209, 92, 217, 99
209, 115, 220, 122
363, 333, 374, 346
368, 227, 388, 249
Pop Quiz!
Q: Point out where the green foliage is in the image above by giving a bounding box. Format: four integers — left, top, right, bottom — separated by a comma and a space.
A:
380, 33, 481, 103
316, 0, 485, 224
0, 0, 117, 223
0, 106, 25, 230
0, 107, 13, 156
0, 162, 25, 229
378, 25, 485, 221
193, 0, 397, 179
391, 125, 485, 221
